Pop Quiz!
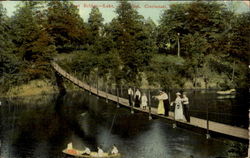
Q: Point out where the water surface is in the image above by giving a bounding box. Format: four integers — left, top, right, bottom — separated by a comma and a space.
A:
0, 91, 248, 158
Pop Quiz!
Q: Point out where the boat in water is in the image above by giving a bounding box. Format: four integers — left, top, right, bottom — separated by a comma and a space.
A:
216, 89, 236, 95
62, 148, 121, 158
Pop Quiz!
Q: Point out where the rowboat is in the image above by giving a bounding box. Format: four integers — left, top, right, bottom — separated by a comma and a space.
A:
216, 89, 236, 95
62, 148, 121, 158
217, 95, 236, 99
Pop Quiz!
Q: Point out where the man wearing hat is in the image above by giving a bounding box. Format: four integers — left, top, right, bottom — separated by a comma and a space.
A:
127, 87, 134, 107
181, 93, 190, 122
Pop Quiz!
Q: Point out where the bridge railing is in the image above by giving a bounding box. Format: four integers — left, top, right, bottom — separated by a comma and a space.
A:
51, 61, 248, 130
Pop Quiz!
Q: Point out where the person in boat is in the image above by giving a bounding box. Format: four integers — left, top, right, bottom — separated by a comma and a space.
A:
82, 147, 91, 155
67, 142, 73, 149
111, 145, 119, 154
171, 92, 186, 121
181, 92, 190, 122
141, 92, 148, 110
134, 88, 141, 107
153, 91, 165, 115
97, 146, 105, 156
128, 87, 134, 107
65, 142, 78, 155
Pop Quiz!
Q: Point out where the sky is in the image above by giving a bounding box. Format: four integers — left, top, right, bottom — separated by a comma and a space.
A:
2, 1, 250, 24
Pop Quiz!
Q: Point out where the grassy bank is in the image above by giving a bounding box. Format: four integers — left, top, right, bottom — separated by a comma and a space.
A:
0, 80, 58, 98
1, 78, 85, 98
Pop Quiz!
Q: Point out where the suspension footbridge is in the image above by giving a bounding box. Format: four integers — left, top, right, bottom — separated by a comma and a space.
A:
51, 61, 248, 141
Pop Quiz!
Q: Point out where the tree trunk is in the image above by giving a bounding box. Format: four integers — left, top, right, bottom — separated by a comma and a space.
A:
177, 34, 180, 57
231, 60, 235, 82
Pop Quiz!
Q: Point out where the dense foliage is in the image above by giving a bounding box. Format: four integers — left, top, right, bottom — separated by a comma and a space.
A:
1, 1, 249, 93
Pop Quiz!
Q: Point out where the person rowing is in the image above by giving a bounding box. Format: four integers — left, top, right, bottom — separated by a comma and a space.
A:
97, 146, 105, 157
82, 147, 91, 155
111, 145, 119, 154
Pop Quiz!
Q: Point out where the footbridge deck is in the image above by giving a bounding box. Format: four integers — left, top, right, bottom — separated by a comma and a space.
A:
51, 62, 248, 141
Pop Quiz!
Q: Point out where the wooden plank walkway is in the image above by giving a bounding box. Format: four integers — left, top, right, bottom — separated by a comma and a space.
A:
51, 62, 249, 140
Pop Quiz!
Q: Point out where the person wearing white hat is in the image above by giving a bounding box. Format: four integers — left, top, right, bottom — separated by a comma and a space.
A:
171, 92, 186, 121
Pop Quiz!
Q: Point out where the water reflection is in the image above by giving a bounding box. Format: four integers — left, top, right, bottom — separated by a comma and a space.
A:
0, 91, 248, 158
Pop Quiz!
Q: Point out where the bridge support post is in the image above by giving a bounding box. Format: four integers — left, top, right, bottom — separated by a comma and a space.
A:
96, 74, 99, 99
88, 77, 91, 95
131, 90, 134, 114
131, 107, 134, 114
120, 85, 123, 97
106, 86, 108, 103
148, 89, 152, 120
131, 96, 134, 114
116, 87, 120, 108
248, 109, 250, 158
206, 102, 210, 139
55, 72, 66, 95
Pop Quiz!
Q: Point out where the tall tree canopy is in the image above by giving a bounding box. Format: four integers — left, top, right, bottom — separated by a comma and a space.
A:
109, 0, 155, 85
10, 2, 56, 79
46, 1, 86, 52
0, 3, 19, 90
88, 7, 104, 40
87, 7, 105, 54
157, 1, 249, 89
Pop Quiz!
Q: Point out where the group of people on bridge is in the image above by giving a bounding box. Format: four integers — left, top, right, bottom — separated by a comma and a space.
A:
127, 87, 190, 123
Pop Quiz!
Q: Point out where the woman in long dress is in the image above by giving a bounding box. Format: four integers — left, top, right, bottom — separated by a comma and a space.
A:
154, 91, 165, 115
172, 92, 186, 121
134, 89, 141, 107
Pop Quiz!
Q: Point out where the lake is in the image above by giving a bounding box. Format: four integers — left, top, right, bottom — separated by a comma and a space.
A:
0, 91, 248, 158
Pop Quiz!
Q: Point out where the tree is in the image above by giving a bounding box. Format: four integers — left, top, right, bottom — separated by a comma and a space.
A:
87, 7, 105, 54
88, 7, 104, 41
157, 3, 188, 56
222, 11, 250, 87
229, 12, 250, 63
146, 54, 186, 90
0, 3, 20, 92
157, 1, 248, 88
158, 1, 231, 57
10, 2, 56, 80
95, 51, 123, 87
46, 1, 86, 52
109, 0, 154, 85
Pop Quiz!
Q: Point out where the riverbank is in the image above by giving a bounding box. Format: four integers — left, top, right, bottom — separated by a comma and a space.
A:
0, 79, 87, 98
0, 80, 58, 98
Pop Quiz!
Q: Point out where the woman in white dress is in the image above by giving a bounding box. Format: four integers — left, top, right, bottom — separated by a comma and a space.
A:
171, 92, 186, 121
